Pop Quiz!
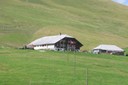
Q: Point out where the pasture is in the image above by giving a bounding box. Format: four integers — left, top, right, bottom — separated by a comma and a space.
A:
0, 47, 128, 85
0, 0, 128, 50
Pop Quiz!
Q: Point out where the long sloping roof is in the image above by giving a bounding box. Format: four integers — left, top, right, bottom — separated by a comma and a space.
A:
93, 44, 124, 52
28, 34, 73, 45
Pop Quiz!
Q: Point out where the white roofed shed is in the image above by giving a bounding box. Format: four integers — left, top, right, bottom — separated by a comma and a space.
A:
92, 44, 124, 55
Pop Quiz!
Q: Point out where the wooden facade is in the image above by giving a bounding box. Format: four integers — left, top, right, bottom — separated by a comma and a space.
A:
55, 37, 82, 51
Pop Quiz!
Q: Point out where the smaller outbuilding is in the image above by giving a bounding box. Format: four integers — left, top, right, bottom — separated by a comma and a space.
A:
92, 44, 124, 55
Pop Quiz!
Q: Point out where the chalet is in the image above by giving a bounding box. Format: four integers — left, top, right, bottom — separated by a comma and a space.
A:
27, 34, 83, 51
92, 44, 124, 55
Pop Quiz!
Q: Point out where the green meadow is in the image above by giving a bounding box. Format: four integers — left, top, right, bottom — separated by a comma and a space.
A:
0, 0, 128, 85
0, 48, 128, 85
0, 0, 128, 50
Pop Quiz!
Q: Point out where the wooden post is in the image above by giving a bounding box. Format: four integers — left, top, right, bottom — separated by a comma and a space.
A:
86, 68, 88, 85
29, 80, 31, 85
74, 52, 76, 76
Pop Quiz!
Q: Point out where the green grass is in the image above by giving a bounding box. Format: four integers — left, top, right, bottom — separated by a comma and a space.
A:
0, 0, 128, 50
0, 1, 128, 84
0, 48, 128, 85
124, 47, 128, 55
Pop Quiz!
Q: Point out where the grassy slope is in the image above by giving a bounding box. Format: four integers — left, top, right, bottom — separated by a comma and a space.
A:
0, 0, 128, 50
0, 48, 128, 85
0, 1, 128, 85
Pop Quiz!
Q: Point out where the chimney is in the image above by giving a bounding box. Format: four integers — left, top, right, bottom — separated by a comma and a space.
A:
60, 33, 61, 35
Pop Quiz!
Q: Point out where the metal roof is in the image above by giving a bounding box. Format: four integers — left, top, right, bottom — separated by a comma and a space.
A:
93, 44, 124, 52
28, 34, 73, 45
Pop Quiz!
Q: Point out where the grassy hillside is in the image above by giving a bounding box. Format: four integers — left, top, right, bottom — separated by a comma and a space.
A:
0, 0, 128, 50
1, 1, 128, 85
0, 48, 128, 85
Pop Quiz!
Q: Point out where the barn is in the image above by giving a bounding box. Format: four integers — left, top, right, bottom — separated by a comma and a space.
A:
92, 44, 124, 55
27, 34, 83, 51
